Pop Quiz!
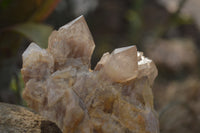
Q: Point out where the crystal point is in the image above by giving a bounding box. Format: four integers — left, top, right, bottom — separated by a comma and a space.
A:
22, 16, 159, 133
48, 15, 95, 67
21, 42, 54, 82
96, 45, 138, 83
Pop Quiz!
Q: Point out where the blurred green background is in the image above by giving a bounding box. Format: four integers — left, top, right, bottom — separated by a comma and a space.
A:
0, 0, 200, 133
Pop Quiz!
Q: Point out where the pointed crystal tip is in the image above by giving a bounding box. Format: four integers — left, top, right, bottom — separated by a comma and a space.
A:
96, 45, 138, 83
48, 15, 95, 66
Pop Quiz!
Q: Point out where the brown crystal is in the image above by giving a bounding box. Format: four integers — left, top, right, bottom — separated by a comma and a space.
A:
22, 16, 159, 133
48, 15, 95, 67
95, 46, 138, 83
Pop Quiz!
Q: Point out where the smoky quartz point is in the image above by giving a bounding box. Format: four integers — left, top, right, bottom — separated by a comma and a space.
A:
22, 16, 159, 133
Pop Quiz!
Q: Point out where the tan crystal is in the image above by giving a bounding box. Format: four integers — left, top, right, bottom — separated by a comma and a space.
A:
48, 15, 95, 67
22, 16, 159, 133
21, 43, 54, 82
95, 46, 138, 83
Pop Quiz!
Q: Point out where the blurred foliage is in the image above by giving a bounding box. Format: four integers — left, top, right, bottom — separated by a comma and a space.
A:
126, 0, 144, 43
10, 73, 25, 105
13, 23, 53, 48
0, 0, 60, 104
0, 0, 60, 27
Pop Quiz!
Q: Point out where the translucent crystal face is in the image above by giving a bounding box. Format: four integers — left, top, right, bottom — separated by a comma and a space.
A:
96, 45, 138, 83
22, 16, 159, 133
48, 15, 95, 67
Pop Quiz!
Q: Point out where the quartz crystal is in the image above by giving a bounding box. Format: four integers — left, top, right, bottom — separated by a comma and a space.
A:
21, 15, 159, 133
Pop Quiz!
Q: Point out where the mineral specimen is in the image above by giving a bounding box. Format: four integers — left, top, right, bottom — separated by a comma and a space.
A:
21, 15, 159, 133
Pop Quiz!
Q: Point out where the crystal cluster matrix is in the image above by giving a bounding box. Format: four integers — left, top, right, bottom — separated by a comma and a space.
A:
21, 16, 159, 133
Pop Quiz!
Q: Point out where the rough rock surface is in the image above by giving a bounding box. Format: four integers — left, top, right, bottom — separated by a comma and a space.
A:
21, 15, 159, 133
0, 102, 62, 133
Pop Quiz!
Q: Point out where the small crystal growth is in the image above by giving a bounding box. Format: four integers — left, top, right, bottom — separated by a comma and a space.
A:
21, 15, 159, 133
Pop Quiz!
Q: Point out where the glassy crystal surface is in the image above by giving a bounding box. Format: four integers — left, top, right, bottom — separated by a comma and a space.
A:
22, 16, 159, 133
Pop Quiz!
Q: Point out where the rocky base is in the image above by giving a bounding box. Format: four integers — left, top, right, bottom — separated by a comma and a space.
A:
0, 102, 61, 133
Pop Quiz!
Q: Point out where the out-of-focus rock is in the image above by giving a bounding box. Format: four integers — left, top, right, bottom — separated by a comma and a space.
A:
157, 0, 182, 13
146, 39, 198, 73
21, 16, 159, 133
147, 38, 200, 133
154, 77, 200, 133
